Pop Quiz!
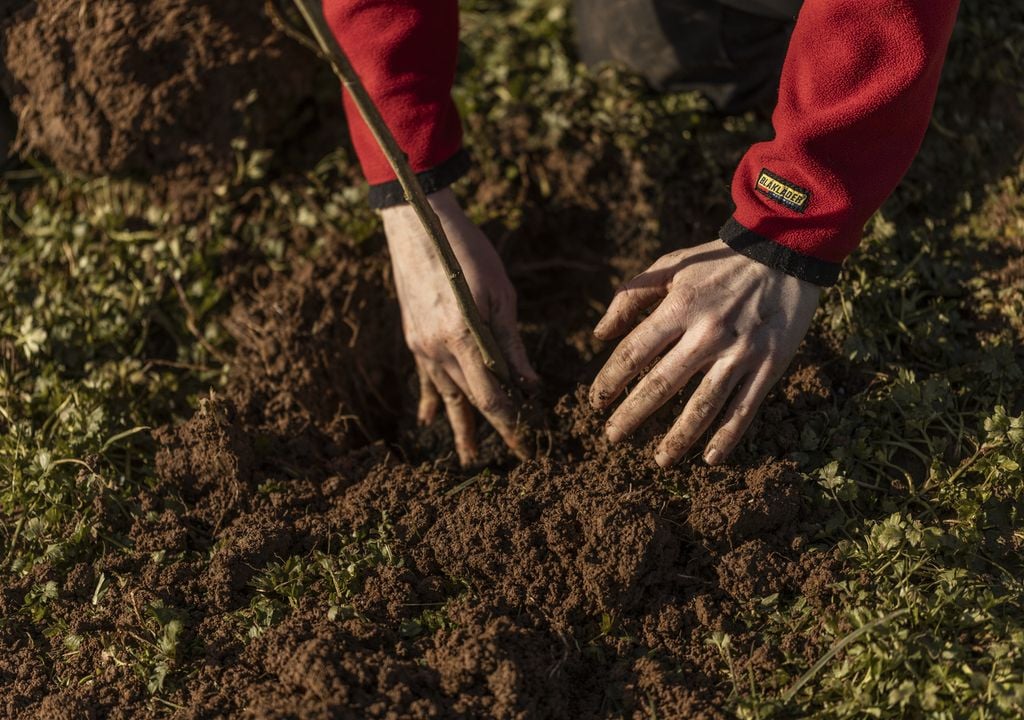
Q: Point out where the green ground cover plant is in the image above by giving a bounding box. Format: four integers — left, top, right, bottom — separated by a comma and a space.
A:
1, 1, 1022, 716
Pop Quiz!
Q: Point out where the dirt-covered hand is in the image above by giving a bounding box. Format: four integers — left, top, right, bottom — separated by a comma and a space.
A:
589, 239, 821, 466
381, 188, 537, 466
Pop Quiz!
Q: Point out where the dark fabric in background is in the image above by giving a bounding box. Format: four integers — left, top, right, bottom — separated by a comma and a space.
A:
574, 0, 804, 113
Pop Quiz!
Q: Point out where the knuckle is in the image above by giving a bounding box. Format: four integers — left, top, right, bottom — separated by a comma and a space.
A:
688, 322, 721, 349
710, 320, 732, 342
477, 395, 509, 417
417, 338, 446, 358
672, 284, 699, 308
614, 340, 644, 374
444, 326, 474, 350
732, 402, 756, 421
440, 389, 463, 404
690, 396, 718, 423
731, 337, 757, 358
444, 323, 470, 340
661, 296, 689, 329
639, 373, 674, 404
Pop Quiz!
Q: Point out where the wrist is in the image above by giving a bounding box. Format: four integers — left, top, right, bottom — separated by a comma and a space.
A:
380, 188, 470, 252
720, 217, 842, 287
379, 187, 457, 220
366, 150, 471, 210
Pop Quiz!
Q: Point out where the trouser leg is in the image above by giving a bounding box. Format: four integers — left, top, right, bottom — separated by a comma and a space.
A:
573, 0, 801, 113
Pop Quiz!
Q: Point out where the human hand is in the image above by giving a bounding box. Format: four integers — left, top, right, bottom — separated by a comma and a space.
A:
589, 240, 822, 466
381, 188, 537, 466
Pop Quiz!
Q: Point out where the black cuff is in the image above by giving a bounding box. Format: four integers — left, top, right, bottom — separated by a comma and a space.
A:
720, 217, 841, 286
367, 149, 471, 209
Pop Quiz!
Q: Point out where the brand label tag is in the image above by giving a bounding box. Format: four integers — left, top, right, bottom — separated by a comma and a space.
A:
756, 169, 810, 213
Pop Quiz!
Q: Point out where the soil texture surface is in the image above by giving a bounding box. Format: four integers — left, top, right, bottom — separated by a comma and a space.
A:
0, 235, 841, 719
0, 0, 339, 194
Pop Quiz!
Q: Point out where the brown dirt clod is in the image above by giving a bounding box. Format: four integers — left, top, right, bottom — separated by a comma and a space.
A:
1, 0, 328, 182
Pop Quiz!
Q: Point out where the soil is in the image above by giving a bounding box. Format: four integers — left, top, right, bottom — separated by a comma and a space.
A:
0, 0, 341, 195
0, 228, 844, 717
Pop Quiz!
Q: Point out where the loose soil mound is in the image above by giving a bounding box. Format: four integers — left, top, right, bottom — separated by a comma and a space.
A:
224, 245, 407, 454
1, 239, 841, 719
0, 0, 329, 179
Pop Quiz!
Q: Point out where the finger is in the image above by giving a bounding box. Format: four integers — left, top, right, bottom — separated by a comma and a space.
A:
492, 303, 540, 389
423, 361, 478, 466
604, 336, 709, 443
704, 364, 779, 465
656, 362, 744, 467
416, 359, 441, 426
593, 265, 676, 340
590, 298, 687, 410
449, 340, 528, 460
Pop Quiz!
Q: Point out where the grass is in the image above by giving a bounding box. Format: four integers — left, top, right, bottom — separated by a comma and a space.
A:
2, 0, 1023, 716
237, 516, 403, 639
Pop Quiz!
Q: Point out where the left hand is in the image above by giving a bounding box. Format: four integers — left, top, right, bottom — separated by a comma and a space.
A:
589, 239, 822, 466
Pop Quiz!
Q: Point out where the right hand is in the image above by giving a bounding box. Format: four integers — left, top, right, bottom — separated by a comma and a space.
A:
380, 188, 538, 466
589, 240, 821, 466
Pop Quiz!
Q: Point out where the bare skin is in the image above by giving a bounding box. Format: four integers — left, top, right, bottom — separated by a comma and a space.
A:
589, 241, 821, 466
380, 188, 537, 466
383, 191, 820, 468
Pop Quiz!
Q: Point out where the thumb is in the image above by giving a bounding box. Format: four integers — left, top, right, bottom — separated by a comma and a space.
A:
594, 266, 674, 340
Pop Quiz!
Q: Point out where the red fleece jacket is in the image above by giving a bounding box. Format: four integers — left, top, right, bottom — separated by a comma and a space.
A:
323, 0, 961, 286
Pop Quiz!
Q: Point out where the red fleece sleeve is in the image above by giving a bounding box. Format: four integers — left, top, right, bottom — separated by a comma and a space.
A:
721, 0, 960, 286
322, 0, 466, 207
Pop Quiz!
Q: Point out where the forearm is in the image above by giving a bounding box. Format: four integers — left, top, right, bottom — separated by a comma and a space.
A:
723, 0, 961, 285
322, 0, 467, 207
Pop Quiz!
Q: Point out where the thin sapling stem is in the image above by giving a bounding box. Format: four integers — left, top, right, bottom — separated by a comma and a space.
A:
286, 0, 512, 385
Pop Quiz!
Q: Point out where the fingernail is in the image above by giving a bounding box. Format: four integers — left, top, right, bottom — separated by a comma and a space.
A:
456, 443, 478, 467
605, 423, 623, 444
704, 446, 720, 465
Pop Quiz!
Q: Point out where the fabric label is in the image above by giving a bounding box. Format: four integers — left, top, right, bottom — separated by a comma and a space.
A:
756, 169, 810, 213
